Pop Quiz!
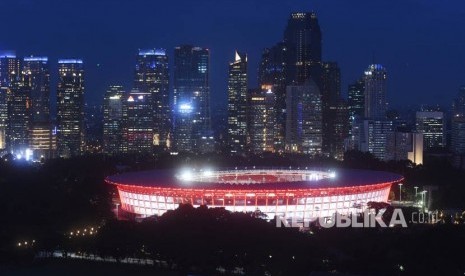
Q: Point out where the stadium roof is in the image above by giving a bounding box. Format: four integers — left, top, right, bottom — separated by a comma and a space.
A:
106, 169, 403, 190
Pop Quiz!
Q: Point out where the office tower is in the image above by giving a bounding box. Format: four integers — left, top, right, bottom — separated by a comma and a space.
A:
0, 51, 21, 150
248, 88, 276, 154
408, 133, 424, 165
173, 45, 210, 152
30, 123, 56, 160
364, 64, 387, 120
134, 49, 170, 149
330, 99, 349, 160
23, 56, 54, 159
452, 86, 465, 116
124, 89, 153, 154
258, 43, 287, 152
348, 79, 365, 119
416, 111, 445, 150
321, 62, 341, 104
451, 87, 465, 168
283, 12, 322, 85
320, 62, 345, 158
103, 85, 125, 155
227, 51, 248, 154
56, 59, 85, 158
359, 120, 394, 161
451, 116, 465, 154
387, 129, 423, 164
23, 56, 50, 122
174, 102, 194, 152
285, 80, 322, 155
7, 71, 31, 155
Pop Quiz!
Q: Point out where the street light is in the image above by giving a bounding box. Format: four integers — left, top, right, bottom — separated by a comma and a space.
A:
398, 183, 403, 203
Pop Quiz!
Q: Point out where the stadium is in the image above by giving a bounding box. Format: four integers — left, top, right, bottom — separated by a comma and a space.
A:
106, 168, 404, 221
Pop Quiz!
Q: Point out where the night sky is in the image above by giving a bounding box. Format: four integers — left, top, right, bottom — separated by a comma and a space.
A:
2, 0, 465, 111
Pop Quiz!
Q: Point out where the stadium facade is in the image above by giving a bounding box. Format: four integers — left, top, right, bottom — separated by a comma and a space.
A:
106, 168, 403, 220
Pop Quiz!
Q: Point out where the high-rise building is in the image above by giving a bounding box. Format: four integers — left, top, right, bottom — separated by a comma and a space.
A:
30, 122, 56, 160
452, 86, 465, 117
320, 62, 345, 158
23, 56, 50, 123
124, 89, 153, 154
6, 71, 31, 154
330, 99, 349, 160
134, 49, 170, 149
321, 62, 341, 104
416, 111, 445, 150
56, 59, 85, 158
258, 43, 287, 152
451, 115, 465, 155
0, 50, 20, 150
359, 120, 394, 161
227, 51, 248, 154
285, 80, 323, 155
451, 87, 465, 168
23, 56, 54, 159
283, 12, 322, 85
248, 87, 276, 154
173, 45, 211, 152
387, 129, 423, 164
451, 115, 465, 169
103, 85, 125, 155
364, 64, 387, 120
173, 102, 194, 152
348, 79, 365, 119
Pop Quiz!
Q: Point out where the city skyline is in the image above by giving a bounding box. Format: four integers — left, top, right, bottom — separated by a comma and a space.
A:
1, 0, 465, 110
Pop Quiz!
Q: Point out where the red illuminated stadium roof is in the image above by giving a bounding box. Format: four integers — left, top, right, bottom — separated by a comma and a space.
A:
105, 169, 404, 190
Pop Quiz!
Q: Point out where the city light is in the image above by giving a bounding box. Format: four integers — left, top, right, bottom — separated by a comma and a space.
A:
179, 103, 193, 114
58, 59, 83, 64
25, 148, 33, 161
202, 169, 214, 177
178, 169, 193, 182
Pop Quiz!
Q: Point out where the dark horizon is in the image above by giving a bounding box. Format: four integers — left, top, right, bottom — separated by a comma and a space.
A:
2, 0, 465, 110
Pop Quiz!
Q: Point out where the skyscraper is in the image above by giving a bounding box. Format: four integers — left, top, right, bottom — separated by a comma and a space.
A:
416, 110, 445, 150
134, 49, 170, 149
227, 51, 248, 154
23, 56, 50, 123
364, 64, 387, 120
0, 50, 20, 150
248, 87, 276, 154
103, 85, 125, 155
124, 89, 153, 154
173, 45, 211, 152
360, 120, 394, 161
387, 129, 423, 164
451, 115, 465, 167
320, 62, 344, 158
283, 12, 322, 85
452, 86, 465, 117
258, 43, 287, 152
173, 102, 194, 152
6, 70, 31, 154
348, 79, 365, 119
451, 87, 465, 168
23, 56, 54, 159
56, 59, 85, 158
330, 99, 349, 160
285, 80, 323, 155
